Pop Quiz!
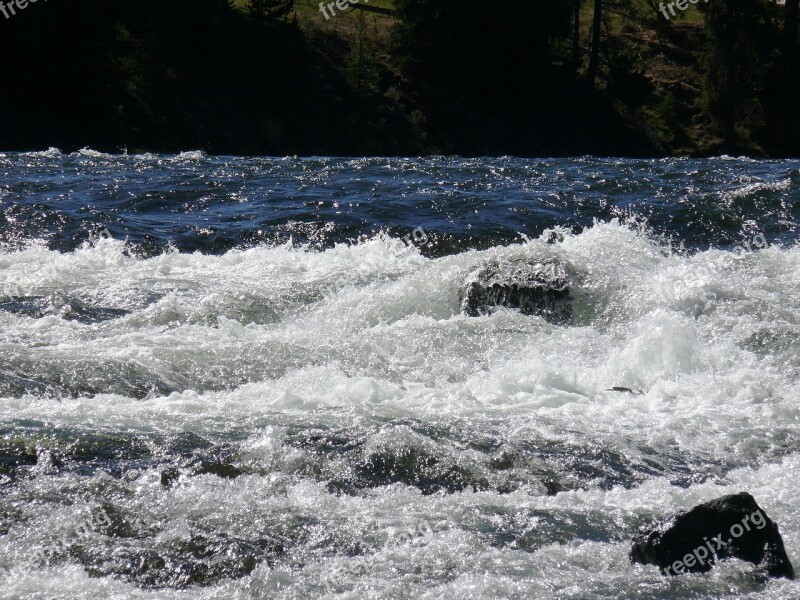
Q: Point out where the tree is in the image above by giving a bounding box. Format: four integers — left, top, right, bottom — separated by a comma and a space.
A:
393, 0, 571, 104
249, 0, 294, 22
572, 0, 582, 72
700, 0, 774, 146
346, 11, 381, 98
586, 0, 602, 85
786, 0, 799, 52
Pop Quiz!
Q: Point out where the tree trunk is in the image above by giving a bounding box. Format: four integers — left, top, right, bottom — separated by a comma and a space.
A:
586, 0, 602, 86
572, 0, 581, 72
787, 0, 799, 51
350, 4, 395, 16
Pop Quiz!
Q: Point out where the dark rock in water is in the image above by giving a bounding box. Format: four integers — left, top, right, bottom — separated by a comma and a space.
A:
160, 444, 244, 488
160, 460, 244, 488
460, 259, 572, 324
630, 492, 795, 579
607, 387, 644, 395
0, 294, 130, 324
60, 298, 131, 324
160, 467, 182, 488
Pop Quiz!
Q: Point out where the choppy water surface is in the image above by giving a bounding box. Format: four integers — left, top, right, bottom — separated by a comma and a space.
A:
1, 150, 799, 598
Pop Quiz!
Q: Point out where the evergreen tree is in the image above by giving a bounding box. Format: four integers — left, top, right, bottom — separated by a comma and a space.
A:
700, 0, 774, 147
572, 0, 582, 73
786, 0, 799, 52
394, 0, 571, 104
346, 11, 381, 99
586, 0, 603, 86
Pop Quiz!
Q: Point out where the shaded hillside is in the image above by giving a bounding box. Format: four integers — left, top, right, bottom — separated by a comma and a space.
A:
0, 0, 797, 156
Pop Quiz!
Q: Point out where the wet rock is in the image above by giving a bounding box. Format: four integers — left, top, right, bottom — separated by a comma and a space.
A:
60, 298, 130, 324
83, 533, 282, 589
607, 387, 644, 395
0, 442, 38, 482
160, 467, 182, 488
160, 444, 244, 488
0, 294, 130, 323
0, 296, 49, 319
355, 446, 490, 495
460, 259, 572, 324
630, 492, 795, 579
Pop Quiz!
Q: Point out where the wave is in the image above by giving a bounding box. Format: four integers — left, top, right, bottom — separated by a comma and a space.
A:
1, 220, 799, 597
22, 147, 63, 157
74, 147, 115, 159
1, 220, 797, 416
726, 178, 793, 200
174, 150, 207, 160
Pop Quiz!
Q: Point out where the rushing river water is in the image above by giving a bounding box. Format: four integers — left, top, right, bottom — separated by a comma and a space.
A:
0, 149, 799, 599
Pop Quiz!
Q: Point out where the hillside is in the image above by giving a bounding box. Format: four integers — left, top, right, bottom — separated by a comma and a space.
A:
0, 0, 796, 156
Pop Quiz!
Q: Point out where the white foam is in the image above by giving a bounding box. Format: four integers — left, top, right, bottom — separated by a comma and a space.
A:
22, 147, 62, 157
174, 150, 206, 160
1, 221, 799, 597
76, 147, 114, 159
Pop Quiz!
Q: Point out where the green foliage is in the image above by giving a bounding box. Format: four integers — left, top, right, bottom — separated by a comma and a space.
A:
249, 0, 294, 22
346, 11, 381, 99
0, 0, 798, 156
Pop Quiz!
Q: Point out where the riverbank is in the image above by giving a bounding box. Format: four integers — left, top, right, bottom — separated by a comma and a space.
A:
0, 0, 797, 157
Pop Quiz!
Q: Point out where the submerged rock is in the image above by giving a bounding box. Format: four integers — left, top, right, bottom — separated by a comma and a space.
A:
0, 294, 130, 324
607, 387, 644, 395
630, 492, 795, 579
459, 259, 572, 324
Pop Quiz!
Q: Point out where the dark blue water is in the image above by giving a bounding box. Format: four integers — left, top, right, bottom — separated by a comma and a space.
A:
1, 150, 800, 599
2, 151, 798, 255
